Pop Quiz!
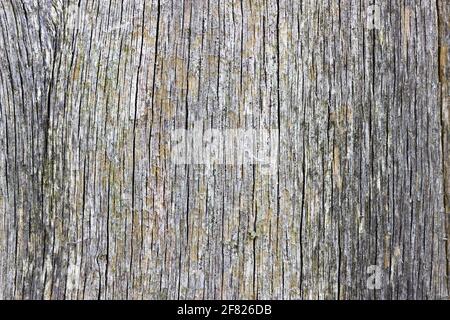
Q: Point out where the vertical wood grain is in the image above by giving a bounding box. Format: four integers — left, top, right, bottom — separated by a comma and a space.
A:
0, 0, 448, 300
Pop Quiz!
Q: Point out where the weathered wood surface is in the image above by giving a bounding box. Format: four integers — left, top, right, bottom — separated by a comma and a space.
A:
0, 0, 449, 300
